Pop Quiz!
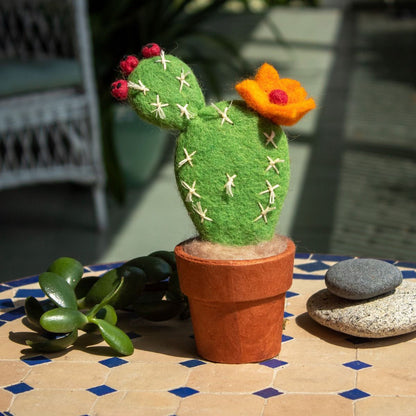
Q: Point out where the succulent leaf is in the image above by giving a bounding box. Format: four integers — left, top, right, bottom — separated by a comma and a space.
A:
47, 257, 84, 289
148, 250, 177, 271
24, 296, 46, 332
123, 256, 172, 283
95, 305, 118, 326
26, 330, 78, 352
85, 266, 146, 309
39, 272, 78, 309
40, 308, 88, 333
92, 318, 134, 356
133, 300, 184, 322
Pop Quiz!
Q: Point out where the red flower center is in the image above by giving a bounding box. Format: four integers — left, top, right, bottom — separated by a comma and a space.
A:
268, 89, 288, 105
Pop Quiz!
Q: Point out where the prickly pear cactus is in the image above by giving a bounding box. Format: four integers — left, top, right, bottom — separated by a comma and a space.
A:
111, 44, 315, 246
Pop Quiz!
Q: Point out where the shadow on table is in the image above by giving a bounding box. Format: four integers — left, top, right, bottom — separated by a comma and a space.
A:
9, 314, 197, 360
9, 320, 121, 359
126, 317, 198, 359
295, 312, 416, 349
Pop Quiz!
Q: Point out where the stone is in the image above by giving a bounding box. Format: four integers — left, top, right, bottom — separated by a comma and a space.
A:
307, 280, 416, 338
325, 258, 402, 300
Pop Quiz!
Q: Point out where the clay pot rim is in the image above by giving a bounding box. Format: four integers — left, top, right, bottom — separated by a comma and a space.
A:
174, 237, 295, 268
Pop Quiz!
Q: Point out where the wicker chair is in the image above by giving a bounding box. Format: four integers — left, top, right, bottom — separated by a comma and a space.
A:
0, 0, 107, 230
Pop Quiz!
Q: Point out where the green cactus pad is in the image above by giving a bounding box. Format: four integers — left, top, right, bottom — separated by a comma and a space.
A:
127, 54, 205, 131
175, 100, 290, 246
123, 47, 293, 247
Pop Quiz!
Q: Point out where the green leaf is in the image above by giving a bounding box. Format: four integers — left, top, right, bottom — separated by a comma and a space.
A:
82, 302, 119, 332
85, 266, 146, 309
92, 318, 134, 356
133, 300, 184, 322
148, 251, 177, 271
26, 330, 78, 352
40, 308, 88, 333
123, 256, 172, 283
39, 272, 78, 309
24, 296, 45, 331
136, 290, 165, 303
75, 275, 100, 299
166, 271, 184, 302
95, 305, 118, 326
87, 277, 125, 317
84, 268, 118, 306
47, 257, 84, 289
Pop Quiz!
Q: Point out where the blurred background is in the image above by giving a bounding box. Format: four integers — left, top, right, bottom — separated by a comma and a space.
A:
0, 0, 415, 282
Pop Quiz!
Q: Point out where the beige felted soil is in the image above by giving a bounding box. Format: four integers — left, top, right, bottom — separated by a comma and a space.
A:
181, 234, 289, 261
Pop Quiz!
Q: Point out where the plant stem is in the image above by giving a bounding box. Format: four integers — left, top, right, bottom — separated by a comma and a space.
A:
86, 277, 125, 318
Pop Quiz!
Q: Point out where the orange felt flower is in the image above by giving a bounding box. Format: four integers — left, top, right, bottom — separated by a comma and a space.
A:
235, 63, 316, 126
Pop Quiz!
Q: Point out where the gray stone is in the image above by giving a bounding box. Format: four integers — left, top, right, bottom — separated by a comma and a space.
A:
325, 258, 402, 300
307, 280, 416, 338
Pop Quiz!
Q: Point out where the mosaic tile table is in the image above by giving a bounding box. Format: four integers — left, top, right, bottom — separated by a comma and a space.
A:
1, 253, 415, 416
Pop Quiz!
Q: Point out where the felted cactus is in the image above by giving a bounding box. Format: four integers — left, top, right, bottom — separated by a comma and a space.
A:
111, 44, 315, 246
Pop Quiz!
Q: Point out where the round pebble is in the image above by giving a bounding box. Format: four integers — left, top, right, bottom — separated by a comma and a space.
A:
307, 280, 416, 338
325, 258, 402, 300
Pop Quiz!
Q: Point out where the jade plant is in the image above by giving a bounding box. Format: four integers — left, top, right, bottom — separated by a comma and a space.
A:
111, 43, 315, 246
24, 252, 186, 356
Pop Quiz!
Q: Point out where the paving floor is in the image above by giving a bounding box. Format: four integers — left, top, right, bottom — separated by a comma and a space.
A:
0, 2, 415, 282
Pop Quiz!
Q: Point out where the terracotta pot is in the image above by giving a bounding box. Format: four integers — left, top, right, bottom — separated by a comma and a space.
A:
174, 238, 295, 364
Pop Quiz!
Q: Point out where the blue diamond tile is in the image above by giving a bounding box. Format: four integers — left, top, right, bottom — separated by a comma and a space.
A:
285, 291, 299, 298
311, 254, 353, 262
126, 331, 142, 339
339, 388, 370, 400
0, 299, 14, 309
395, 261, 416, 268
6, 275, 39, 287
260, 359, 288, 369
402, 270, 416, 279
343, 360, 372, 370
85, 264, 107, 272
253, 387, 283, 398
169, 387, 199, 398
295, 252, 310, 259
379, 259, 396, 264
99, 357, 128, 368
296, 261, 329, 273
0, 284, 11, 294
88, 263, 122, 272
282, 334, 293, 343
293, 273, 325, 280
284, 311, 294, 318
21, 355, 52, 366
0, 321, 5, 328
0, 306, 25, 322
179, 359, 206, 368
4, 382, 33, 394
1, 412, 15, 416
87, 385, 116, 396
15, 288, 45, 298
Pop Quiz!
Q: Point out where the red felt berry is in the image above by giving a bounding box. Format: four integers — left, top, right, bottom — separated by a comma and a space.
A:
141, 43, 161, 58
111, 80, 128, 100
268, 89, 289, 105
119, 55, 139, 75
